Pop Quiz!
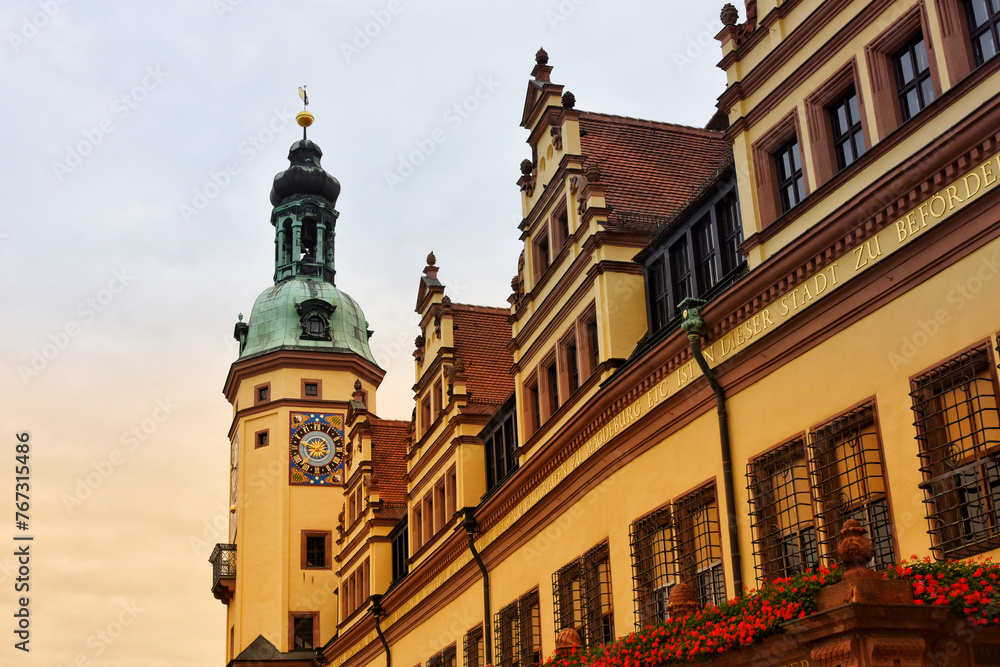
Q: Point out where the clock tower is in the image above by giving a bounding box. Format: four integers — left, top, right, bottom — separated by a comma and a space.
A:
212, 111, 384, 664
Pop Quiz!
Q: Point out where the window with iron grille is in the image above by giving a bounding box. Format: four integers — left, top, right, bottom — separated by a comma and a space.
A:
774, 138, 805, 213
965, 0, 1000, 66
629, 506, 676, 629
464, 626, 484, 667
747, 440, 818, 582
829, 87, 866, 171
494, 589, 540, 667
552, 541, 614, 648
808, 402, 895, 570
674, 485, 726, 607
911, 344, 1000, 558
894, 34, 935, 121
428, 645, 457, 667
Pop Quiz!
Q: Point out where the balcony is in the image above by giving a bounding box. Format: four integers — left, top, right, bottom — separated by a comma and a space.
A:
209, 543, 236, 604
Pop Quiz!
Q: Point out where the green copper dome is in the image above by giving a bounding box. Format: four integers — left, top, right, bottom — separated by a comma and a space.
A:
239, 280, 375, 363
231, 136, 377, 366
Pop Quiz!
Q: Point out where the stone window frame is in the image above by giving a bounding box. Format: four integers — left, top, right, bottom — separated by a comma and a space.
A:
864, 4, 942, 138
254, 382, 271, 406
301, 378, 322, 399
752, 110, 809, 227
803, 59, 871, 186
300, 530, 332, 569
288, 612, 319, 651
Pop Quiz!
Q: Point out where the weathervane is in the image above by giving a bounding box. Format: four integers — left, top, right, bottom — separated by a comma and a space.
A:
296, 85, 313, 140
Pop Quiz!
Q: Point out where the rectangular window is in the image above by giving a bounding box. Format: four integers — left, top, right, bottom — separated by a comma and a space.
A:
446, 466, 457, 520
647, 257, 670, 333
561, 332, 580, 397
583, 311, 600, 376
692, 214, 720, 292
965, 0, 1000, 66
543, 354, 559, 419
390, 517, 409, 583
668, 237, 693, 308
894, 34, 935, 121
809, 402, 895, 570
413, 502, 423, 551
290, 613, 318, 650
747, 439, 818, 582
423, 495, 434, 544
829, 87, 866, 171
495, 590, 540, 667
435, 480, 447, 532
552, 542, 614, 649
716, 194, 743, 277
433, 379, 443, 416
464, 626, 484, 667
428, 646, 457, 667
524, 375, 541, 436
675, 486, 726, 607
552, 207, 570, 250
911, 343, 1000, 557
255, 429, 269, 448
301, 531, 331, 569
302, 380, 321, 398
774, 138, 805, 213
629, 507, 676, 628
484, 405, 518, 493
346, 559, 370, 614
254, 382, 270, 405
533, 231, 551, 279
422, 396, 433, 437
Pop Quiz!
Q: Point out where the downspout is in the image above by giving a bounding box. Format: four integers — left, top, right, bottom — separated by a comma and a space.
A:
370, 594, 391, 667
460, 507, 492, 666
679, 297, 744, 598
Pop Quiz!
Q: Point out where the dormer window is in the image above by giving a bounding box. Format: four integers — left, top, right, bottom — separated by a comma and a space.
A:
296, 299, 336, 341
307, 316, 325, 336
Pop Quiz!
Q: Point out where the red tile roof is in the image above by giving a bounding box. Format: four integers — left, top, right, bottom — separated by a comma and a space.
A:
578, 112, 732, 227
450, 304, 514, 408
369, 417, 410, 512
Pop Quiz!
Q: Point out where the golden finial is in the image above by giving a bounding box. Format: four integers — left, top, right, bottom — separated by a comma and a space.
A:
296, 86, 314, 139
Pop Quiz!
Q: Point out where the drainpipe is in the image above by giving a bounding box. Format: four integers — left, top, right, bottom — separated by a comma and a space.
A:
370, 594, 391, 667
460, 507, 492, 666
679, 297, 744, 598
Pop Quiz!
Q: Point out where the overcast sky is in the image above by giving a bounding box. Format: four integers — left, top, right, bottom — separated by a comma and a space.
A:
0, 2, 729, 665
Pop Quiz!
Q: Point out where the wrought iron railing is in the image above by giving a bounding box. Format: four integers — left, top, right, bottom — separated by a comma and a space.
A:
210, 543, 237, 591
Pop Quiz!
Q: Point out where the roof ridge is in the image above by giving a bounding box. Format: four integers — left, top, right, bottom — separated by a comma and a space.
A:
449, 303, 511, 315
578, 110, 725, 138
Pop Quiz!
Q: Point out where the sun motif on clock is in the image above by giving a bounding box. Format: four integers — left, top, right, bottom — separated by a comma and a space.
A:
288, 412, 345, 486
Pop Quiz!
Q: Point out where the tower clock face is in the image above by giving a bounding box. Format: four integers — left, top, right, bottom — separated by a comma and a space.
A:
288, 413, 345, 485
